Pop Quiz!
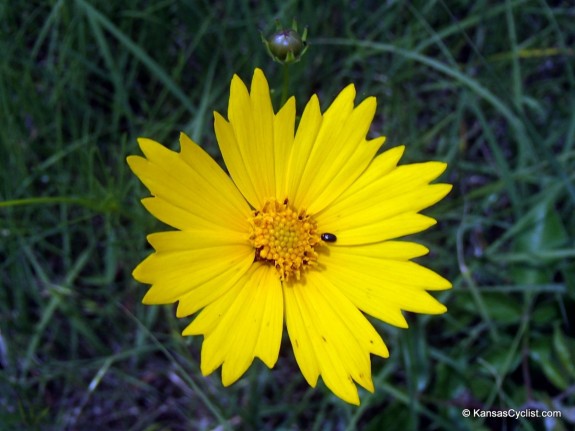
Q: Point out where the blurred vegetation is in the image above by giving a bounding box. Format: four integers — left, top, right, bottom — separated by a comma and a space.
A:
1, 0, 574, 430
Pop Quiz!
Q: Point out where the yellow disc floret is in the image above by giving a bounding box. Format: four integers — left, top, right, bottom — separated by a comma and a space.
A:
249, 198, 321, 281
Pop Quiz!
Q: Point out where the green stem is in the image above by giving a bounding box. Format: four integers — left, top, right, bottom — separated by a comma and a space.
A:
281, 63, 290, 106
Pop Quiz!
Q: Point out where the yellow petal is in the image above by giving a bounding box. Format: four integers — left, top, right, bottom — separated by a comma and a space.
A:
218, 69, 276, 208
332, 240, 429, 260
306, 273, 389, 359
274, 97, 296, 199
136, 243, 253, 304
337, 145, 405, 189
253, 266, 285, 368
284, 95, 323, 202
182, 276, 243, 336
284, 272, 388, 405
288, 86, 386, 214
140, 197, 226, 231
175, 254, 253, 317
146, 230, 247, 251
334, 212, 438, 245
316, 157, 452, 244
329, 246, 451, 290
332, 270, 447, 319
214, 112, 259, 207
283, 283, 320, 388
318, 161, 450, 225
327, 183, 451, 227
248, 69, 275, 199
179, 133, 250, 217
142, 231, 253, 312
300, 98, 381, 213
195, 281, 250, 377
320, 246, 451, 325
183, 264, 283, 385
285, 283, 359, 403
127, 136, 250, 232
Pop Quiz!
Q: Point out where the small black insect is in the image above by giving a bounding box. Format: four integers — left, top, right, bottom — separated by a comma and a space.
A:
321, 233, 337, 242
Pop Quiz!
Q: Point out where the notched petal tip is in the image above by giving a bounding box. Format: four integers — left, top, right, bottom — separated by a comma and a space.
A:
199, 355, 221, 378
440, 183, 453, 197
324, 83, 357, 115
221, 374, 236, 387
252, 67, 268, 85
141, 289, 160, 305
179, 131, 194, 148
213, 110, 229, 127
132, 259, 149, 282
435, 274, 453, 290
136, 136, 154, 148
279, 95, 296, 113
221, 354, 257, 387
340, 83, 356, 98
428, 161, 449, 181
436, 303, 448, 314
377, 145, 406, 167
357, 95, 377, 115
394, 144, 406, 156
416, 294, 449, 314
250, 73, 272, 108
136, 137, 165, 157
230, 73, 249, 96
125, 155, 142, 171
329, 380, 360, 405
348, 396, 360, 406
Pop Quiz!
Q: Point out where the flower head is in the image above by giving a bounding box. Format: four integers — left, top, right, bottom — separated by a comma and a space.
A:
127, 69, 452, 405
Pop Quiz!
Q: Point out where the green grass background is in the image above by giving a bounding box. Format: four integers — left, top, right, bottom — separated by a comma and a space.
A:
1, 1, 574, 430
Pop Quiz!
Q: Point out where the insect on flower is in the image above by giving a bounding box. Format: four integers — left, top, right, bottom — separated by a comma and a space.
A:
321, 233, 337, 242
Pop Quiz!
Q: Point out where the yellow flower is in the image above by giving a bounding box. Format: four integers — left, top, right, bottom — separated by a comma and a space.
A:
127, 68, 452, 405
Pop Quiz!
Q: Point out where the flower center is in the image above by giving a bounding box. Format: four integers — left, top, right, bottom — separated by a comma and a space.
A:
248, 198, 321, 281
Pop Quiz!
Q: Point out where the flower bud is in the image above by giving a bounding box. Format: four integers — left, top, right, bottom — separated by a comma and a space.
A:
262, 21, 308, 64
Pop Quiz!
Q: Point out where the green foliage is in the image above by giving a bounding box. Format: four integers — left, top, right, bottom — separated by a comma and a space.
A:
1, 0, 574, 429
